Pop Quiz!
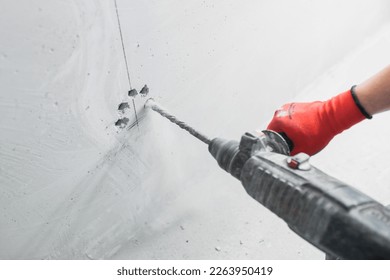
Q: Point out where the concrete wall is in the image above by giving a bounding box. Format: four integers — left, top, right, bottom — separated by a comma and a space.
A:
0, 0, 389, 259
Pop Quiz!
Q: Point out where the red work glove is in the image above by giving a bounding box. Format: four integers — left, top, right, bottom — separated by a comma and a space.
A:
267, 87, 371, 156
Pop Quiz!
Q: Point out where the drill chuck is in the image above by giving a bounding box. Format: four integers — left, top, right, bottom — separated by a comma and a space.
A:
208, 131, 290, 180
208, 138, 242, 179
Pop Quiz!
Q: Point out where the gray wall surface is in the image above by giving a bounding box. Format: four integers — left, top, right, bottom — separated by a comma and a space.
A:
1, 0, 390, 259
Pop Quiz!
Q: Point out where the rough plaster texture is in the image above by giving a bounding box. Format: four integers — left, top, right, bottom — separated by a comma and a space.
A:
1, 0, 390, 259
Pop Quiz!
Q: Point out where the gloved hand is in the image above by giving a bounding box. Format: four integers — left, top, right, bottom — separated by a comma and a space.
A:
267, 88, 370, 156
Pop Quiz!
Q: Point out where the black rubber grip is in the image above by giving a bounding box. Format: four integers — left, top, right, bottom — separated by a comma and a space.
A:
240, 151, 390, 259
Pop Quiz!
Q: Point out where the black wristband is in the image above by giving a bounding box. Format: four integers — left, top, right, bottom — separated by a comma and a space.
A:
350, 85, 372, 119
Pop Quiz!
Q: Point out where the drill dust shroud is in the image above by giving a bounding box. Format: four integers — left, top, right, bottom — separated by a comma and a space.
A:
145, 98, 390, 260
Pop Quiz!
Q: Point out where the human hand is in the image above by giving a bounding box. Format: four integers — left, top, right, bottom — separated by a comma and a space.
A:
267, 89, 367, 156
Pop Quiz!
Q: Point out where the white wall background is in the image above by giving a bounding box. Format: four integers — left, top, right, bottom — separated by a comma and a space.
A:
0, 0, 390, 259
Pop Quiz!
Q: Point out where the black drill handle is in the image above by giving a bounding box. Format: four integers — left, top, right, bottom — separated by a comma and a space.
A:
240, 151, 390, 259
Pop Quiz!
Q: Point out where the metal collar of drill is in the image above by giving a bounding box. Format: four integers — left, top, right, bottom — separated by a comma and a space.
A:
208, 130, 290, 180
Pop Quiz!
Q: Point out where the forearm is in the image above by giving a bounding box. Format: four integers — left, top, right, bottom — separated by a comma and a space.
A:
355, 65, 390, 115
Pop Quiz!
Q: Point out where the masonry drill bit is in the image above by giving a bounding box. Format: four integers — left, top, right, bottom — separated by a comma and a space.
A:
131, 98, 139, 130
145, 98, 211, 145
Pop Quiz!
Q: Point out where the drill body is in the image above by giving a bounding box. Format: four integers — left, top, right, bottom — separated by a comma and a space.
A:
209, 131, 390, 259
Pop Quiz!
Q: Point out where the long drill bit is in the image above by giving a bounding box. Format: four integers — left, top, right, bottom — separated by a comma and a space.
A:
145, 98, 211, 145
